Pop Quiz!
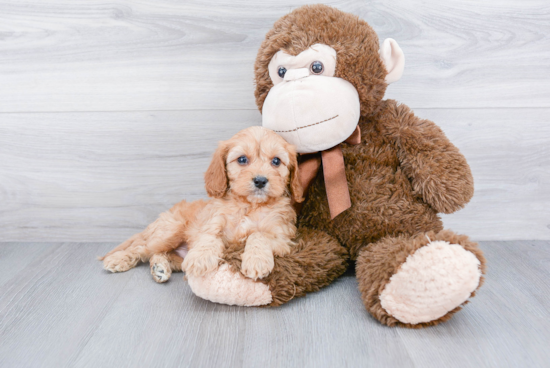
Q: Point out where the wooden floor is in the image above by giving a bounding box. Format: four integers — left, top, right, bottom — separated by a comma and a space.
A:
0, 241, 548, 368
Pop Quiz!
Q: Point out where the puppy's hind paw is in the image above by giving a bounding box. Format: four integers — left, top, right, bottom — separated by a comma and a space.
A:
103, 251, 140, 273
151, 262, 171, 283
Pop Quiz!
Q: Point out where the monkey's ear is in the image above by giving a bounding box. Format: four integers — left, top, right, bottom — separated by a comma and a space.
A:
380, 38, 405, 84
204, 141, 229, 198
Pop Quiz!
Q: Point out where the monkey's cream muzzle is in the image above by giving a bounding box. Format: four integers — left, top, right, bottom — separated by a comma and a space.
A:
262, 71, 361, 219
261, 44, 364, 219
262, 72, 360, 154
260, 41, 405, 219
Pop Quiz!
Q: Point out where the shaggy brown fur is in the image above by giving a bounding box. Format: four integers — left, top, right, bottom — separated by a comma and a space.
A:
243, 4, 485, 327
254, 5, 387, 117
223, 227, 348, 306
299, 99, 474, 259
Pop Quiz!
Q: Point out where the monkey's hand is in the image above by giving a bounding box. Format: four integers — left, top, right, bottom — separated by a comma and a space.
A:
379, 100, 474, 213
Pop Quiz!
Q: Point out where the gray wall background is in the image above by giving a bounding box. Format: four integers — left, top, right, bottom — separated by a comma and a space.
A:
1, 0, 549, 242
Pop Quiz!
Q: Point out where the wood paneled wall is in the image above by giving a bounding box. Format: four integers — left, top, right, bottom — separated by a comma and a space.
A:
1, 0, 549, 241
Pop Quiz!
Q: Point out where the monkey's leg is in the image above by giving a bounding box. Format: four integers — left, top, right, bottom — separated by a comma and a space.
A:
356, 229, 486, 328
185, 227, 348, 306
150, 250, 185, 283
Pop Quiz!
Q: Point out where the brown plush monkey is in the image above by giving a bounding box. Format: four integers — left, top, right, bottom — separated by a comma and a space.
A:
186, 4, 486, 328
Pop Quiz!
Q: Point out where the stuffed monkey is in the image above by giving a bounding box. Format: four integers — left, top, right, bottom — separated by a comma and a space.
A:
186, 4, 486, 328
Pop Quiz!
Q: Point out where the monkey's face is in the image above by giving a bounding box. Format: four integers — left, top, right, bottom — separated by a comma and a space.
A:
262, 44, 360, 154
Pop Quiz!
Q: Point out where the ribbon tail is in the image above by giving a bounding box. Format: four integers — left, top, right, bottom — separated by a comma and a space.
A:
345, 125, 361, 145
294, 153, 322, 215
321, 146, 351, 219
297, 154, 322, 193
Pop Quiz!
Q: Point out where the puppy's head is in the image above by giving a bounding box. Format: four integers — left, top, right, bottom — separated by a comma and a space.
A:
204, 126, 303, 203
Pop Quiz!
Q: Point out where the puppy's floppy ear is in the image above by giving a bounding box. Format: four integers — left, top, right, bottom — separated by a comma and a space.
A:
204, 141, 229, 198
288, 145, 304, 203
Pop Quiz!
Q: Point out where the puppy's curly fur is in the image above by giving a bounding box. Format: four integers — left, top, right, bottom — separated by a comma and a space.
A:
101, 126, 302, 282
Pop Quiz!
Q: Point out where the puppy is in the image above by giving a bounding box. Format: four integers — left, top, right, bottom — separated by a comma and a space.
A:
100, 126, 303, 283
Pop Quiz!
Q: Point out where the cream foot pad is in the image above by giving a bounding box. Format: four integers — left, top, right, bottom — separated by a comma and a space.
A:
380, 241, 482, 324
187, 264, 273, 307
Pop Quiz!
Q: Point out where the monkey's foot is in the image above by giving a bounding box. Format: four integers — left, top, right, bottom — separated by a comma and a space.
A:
357, 230, 486, 327
187, 264, 272, 306
379, 240, 482, 325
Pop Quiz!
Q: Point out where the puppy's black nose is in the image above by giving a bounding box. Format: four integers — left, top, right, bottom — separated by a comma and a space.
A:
253, 176, 268, 189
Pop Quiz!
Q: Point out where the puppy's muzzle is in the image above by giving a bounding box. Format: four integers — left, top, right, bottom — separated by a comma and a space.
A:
253, 176, 268, 189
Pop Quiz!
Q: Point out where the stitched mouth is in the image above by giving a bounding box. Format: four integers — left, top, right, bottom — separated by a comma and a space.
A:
273, 115, 338, 133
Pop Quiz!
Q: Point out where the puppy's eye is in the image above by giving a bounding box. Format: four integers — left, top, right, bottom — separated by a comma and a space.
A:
310, 61, 324, 74
237, 156, 248, 165
278, 67, 287, 78
271, 157, 281, 167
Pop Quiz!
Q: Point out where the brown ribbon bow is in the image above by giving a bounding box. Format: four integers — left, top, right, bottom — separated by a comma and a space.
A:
295, 125, 361, 219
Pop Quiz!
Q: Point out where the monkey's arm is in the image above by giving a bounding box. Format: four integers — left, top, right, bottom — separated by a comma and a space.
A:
377, 100, 474, 214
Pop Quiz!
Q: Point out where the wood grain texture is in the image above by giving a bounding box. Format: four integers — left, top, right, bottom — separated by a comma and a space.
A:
0, 110, 259, 242
0, 243, 136, 368
0, 0, 549, 112
431, 108, 550, 240
0, 241, 548, 367
1, 108, 548, 242
0, 242, 57, 288
1, 1, 549, 241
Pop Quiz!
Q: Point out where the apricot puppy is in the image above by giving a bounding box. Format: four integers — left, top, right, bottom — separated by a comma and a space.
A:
100, 126, 303, 282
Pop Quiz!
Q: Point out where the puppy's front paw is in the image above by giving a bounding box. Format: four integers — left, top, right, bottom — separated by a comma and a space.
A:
271, 241, 292, 257
241, 250, 274, 280
103, 251, 140, 273
182, 248, 220, 277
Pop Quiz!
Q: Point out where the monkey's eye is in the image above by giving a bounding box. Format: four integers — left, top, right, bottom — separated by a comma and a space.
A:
310, 61, 324, 74
278, 67, 287, 78
237, 156, 248, 165
271, 157, 281, 167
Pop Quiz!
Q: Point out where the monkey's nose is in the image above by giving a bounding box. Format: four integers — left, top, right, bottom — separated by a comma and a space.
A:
284, 68, 309, 81
253, 176, 268, 189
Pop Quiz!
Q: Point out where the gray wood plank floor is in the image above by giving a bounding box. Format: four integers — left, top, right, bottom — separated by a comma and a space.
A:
0, 241, 548, 368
